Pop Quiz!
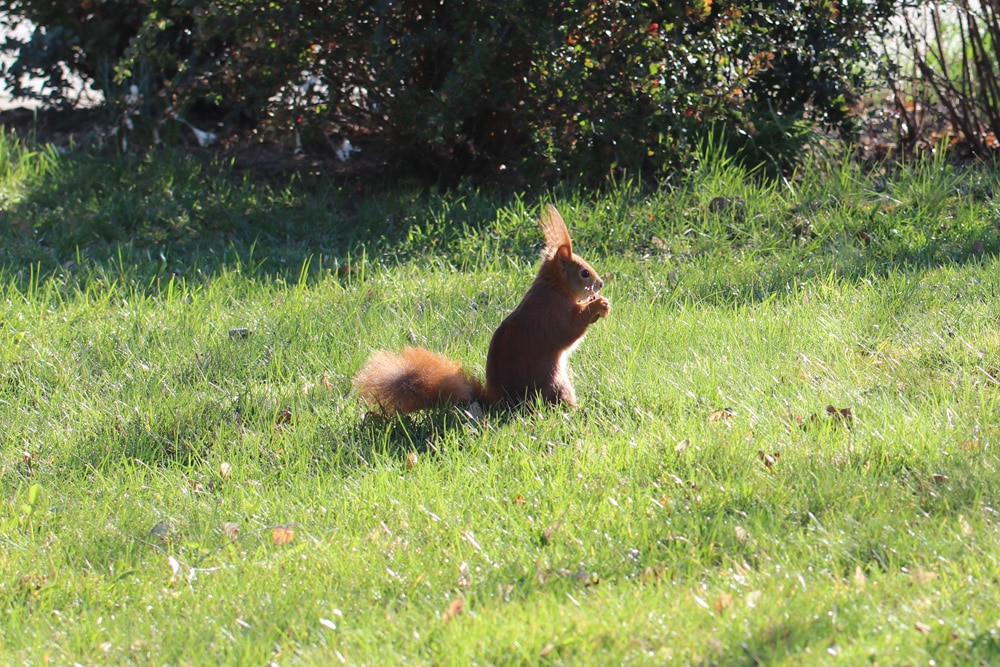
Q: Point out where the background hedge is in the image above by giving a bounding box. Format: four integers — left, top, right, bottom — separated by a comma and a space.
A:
1, 0, 904, 183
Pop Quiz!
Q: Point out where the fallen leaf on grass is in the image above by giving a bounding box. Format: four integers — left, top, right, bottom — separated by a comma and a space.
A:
405, 452, 418, 469
708, 407, 736, 422
798, 405, 855, 430
713, 594, 734, 614
961, 439, 984, 452
540, 520, 563, 546
219, 461, 232, 480
540, 643, 556, 657
441, 598, 464, 623
275, 409, 294, 426
757, 449, 780, 470
222, 522, 240, 540
853, 565, 867, 589
826, 405, 854, 426
271, 526, 295, 546
319, 617, 337, 631
915, 621, 932, 635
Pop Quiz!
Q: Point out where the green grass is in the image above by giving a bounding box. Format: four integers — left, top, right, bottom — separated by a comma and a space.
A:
3, 130, 1000, 664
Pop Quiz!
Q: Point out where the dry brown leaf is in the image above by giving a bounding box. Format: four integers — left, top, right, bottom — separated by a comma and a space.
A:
320, 373, 334, 391
713, 594, 734, 614
853, 565, 867, 589
513, 494, 526, 505
405, 452, 418, 469
441, 598, 464, 623
271, 526, 295, 546
540, 643, 557, 658
914, 621, 932, 635
800, 406, 854, 430
222, 522, 240, 540
541, 520, 563, 546
708, 407, 736, 422
219, 461, 233, 480
826, 405, 854, 427
961, 439, 984, 452
757, 449, 779, 470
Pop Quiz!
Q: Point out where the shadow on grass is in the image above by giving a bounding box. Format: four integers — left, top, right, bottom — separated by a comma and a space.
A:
2, 136, 998, 308
0, 141, 522, 292
317, 402, 532, 471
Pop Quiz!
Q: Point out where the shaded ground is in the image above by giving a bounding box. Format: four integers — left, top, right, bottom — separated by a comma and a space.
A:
0, 97, 988, 190
0, 105, 394, 186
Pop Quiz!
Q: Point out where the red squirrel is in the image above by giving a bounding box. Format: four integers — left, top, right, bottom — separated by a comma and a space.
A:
352, 205, 610, 412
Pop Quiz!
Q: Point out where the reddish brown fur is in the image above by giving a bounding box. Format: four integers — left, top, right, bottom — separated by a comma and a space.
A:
352, 347, 484, 413
484, 224, 608, 406
352, 205, 609, 413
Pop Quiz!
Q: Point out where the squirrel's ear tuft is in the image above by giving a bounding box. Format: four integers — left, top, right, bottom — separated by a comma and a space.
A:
554, 244, 573, 261
539, 204, 573, 257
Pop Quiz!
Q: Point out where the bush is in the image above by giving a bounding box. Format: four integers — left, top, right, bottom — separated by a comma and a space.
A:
888, 0, 1000, 160
0, 2, 144, 107
1, 0, 905, 182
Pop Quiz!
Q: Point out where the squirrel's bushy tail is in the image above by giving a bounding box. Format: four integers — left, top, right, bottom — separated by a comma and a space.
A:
352, 346, 485, 414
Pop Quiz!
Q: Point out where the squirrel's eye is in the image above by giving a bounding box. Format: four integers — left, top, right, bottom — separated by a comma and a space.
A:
581, 269, 591, 279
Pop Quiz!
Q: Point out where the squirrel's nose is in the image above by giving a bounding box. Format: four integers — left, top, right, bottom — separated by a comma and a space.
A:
594, 277, 604, 291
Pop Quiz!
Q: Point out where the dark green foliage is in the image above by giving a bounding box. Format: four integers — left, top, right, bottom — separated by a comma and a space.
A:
1, 0, 903, 182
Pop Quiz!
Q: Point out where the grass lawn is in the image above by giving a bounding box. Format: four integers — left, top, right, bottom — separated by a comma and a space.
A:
2, 132, 1000, 664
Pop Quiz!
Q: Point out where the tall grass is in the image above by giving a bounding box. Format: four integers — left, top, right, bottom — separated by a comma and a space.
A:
1, 133, 1000, 663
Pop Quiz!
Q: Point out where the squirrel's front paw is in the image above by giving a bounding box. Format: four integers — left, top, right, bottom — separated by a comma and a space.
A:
588, 295, 610, 320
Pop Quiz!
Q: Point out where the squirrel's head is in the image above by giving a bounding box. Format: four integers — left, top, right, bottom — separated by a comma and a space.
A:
539, 205, 604, 302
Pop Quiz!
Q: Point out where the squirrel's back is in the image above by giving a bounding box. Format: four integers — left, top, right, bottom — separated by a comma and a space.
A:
352, 346, 484, 413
